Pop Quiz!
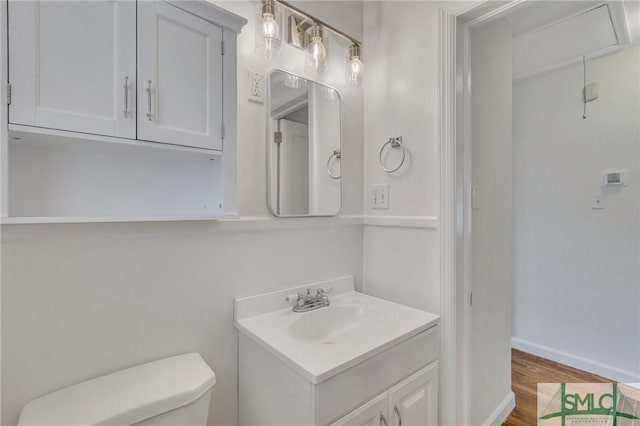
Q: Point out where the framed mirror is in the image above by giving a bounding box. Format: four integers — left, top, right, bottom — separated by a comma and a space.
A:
267, 70, 342, 217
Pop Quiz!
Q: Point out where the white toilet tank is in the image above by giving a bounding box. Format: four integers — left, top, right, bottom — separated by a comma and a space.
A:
17, 353, 216, 426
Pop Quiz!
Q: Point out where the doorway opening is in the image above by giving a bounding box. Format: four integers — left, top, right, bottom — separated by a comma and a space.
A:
440, 1, 640, 424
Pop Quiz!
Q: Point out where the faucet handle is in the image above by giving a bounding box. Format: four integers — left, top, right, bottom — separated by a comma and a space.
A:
297, 292, 306, 306
284, 292, 307, 306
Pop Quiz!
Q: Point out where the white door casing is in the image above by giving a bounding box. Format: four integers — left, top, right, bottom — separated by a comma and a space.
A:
438, 1, 523, 425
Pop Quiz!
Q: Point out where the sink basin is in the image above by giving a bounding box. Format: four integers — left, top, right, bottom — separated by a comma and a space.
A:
234, 276, 440, 383
289, 305, 386, 344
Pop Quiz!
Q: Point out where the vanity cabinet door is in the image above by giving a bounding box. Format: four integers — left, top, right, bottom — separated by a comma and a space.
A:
330, 393, 388, 426
137, 1, 224, 151
8, 0, 136, 138
387, 362, 438, 426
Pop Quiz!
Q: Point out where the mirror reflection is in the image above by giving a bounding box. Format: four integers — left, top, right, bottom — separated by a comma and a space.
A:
267, 70, 342, 217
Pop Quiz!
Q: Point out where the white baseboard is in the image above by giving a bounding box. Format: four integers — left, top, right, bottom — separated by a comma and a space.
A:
482, 391, 515, 426
512, 337, 640, 383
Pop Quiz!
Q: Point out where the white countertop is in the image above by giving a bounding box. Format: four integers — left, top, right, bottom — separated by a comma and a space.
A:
235, 277, 440, 384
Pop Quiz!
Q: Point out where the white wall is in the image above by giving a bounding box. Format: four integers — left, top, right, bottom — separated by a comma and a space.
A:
469, 18, 514, 426
512, 46, 640, 382
361, 0, 443, 313
0, 2, 364, 425
361, 0, 480, 312
361, 2, 479, 425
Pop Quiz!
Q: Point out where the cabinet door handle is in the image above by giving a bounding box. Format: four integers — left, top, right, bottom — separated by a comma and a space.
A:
146, 80, 153, 121
380, 413, 388, 426
394, 406, 402, 426
123, 76, 129, 118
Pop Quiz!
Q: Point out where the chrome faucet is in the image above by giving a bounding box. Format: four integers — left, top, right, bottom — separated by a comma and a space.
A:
292, 288, 331, 312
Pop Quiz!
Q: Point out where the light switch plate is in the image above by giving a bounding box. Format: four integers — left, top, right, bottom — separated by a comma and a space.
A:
371, 184, 390, 209
247, 71, 264, 103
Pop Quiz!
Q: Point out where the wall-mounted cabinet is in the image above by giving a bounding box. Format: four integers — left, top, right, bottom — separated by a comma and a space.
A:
2, 0, 246, 223
137, 1, 224, 150
8, 0, 137, 139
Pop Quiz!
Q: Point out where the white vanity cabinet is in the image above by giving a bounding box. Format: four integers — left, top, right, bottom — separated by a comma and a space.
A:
331, 363, 438, 426
137, 1, 223, 150
8, 0, 137, 138
235, 278, 441, 426
2, 0, 245, 223
238, 325, 440, 426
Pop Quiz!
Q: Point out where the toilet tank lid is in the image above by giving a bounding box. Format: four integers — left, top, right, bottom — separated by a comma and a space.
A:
17, 353, 216, 426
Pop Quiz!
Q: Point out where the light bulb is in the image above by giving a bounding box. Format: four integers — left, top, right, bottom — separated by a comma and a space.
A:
262, 14, 278, 39
262, 14, 280, 58
346, 45, 364, 88
308, 37, 326, 65
255, 0, 280, 59
347, 57, 364, 86
305, 25, 327, 74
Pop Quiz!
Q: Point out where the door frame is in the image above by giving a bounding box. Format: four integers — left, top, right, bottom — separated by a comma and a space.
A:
438, 1, 525, 424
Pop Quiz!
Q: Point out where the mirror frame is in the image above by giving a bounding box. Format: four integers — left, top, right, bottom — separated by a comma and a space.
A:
266, 69, 343, 218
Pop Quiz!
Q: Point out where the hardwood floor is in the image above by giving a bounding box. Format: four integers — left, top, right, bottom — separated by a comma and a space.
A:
503, 349, 612, 425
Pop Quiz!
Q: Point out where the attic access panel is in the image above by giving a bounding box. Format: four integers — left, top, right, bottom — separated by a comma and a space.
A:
513, 4, 622, 79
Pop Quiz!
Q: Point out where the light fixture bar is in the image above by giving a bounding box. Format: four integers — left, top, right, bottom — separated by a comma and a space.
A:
276, 0, 362, 46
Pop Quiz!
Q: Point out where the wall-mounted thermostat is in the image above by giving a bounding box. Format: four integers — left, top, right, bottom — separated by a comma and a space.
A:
602, 170, 629, 186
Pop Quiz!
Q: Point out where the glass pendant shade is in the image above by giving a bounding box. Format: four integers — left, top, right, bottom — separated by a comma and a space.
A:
255, 0, 281, 59
346, 44, 364, 88
305, 25, 328, 75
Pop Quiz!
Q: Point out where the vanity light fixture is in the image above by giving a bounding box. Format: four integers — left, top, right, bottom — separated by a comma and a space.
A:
268, 0, 364, 86
255, 0, 281, 59
346, 43, 364, 88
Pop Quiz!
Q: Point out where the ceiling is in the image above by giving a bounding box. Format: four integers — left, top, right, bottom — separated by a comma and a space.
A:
507, 1, 640, 80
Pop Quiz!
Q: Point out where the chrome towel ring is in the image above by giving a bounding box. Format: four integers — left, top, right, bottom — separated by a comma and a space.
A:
327, 149, 341, 179
379, 136, 405, 173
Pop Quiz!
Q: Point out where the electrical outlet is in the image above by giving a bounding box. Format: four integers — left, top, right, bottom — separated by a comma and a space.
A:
371, 184, 390, 209
247, 71, 264, 103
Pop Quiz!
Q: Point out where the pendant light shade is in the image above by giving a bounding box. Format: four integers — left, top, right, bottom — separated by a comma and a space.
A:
346, 44, 364, 88
305, 24, 328, 75
255, 0, 281, 60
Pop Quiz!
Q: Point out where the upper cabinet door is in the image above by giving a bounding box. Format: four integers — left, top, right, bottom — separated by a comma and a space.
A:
137, 2, 224, 151
8, 0, 136, 138
388, 363, 438, 426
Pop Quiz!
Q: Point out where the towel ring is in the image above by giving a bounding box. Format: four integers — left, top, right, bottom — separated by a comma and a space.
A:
379, 137, 405, 173
327, 149, 341, 180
